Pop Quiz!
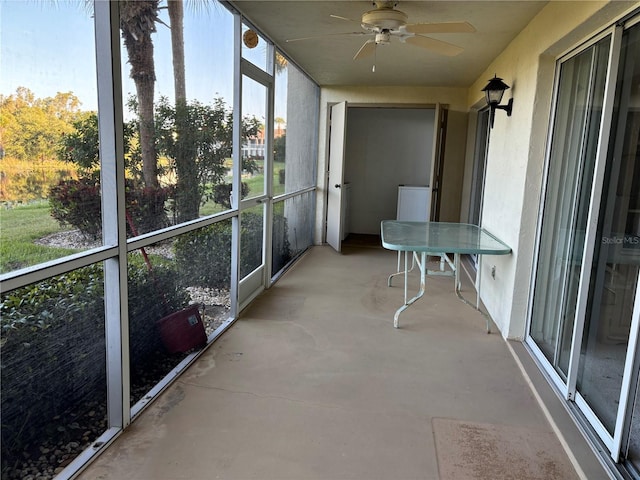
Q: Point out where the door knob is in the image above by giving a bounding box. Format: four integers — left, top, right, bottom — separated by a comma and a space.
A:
335, 184, 341, 188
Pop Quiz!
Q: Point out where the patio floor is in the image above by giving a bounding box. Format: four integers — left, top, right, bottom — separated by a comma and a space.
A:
77, 243, 609, 479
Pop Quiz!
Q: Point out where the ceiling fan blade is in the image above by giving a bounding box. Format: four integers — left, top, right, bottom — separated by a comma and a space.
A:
353, 39, 376, 60
331, 13, 378, 32
404, 35, 464, 56
330, 14, 360, 23
286, 32, 368, 43
404, 22, 476, 34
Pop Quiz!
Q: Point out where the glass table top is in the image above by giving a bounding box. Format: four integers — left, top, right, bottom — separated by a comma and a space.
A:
381, 221, 512, 255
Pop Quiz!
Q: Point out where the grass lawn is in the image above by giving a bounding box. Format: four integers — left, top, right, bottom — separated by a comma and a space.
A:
0, 202, 78, 274
199, 162, 285, 216
242, 161, 286, 196
1, 164, 288, 274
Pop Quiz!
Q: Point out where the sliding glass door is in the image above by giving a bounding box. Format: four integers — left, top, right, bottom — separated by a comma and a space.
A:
469, 108, 490, 227
529, 34, 611, 378
529, 16, 640, 466
578, 22, 640, 442
468, 108, 490, 267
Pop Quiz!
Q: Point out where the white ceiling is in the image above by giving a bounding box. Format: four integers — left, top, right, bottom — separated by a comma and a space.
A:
229, 1, 549, 87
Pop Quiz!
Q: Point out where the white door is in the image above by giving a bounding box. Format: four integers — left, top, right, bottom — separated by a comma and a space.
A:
238, 70, 271, 309
326, 101, 347, 252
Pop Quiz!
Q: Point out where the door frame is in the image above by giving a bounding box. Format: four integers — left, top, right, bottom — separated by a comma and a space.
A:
430, 104, 448, 221
324, 102, 439, 249
235, 48, 275, 309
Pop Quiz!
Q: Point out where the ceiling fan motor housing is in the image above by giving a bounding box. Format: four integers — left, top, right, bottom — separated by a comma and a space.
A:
362, 8, 408, 30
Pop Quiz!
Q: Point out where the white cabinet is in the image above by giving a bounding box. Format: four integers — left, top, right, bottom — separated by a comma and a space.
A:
397, 185, 430, 221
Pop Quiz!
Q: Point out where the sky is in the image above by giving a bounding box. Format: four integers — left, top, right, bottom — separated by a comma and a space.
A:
0, 0, 275, 118
1, 1, 100, 109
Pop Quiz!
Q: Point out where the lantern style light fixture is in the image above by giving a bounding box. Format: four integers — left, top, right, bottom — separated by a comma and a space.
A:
482, 75, 513, 128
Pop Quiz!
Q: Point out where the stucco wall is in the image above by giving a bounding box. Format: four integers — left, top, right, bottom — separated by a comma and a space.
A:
465, 1, 639, 339
315, 86, 468, 244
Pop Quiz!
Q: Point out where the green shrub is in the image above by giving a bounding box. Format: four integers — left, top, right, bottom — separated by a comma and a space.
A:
212, 182, 249, 210
0, 260, 190, 467
173, 214, 263, 288
242, 157, 260, 175
125, 182, 174, 234
173, 213, 292, 288
48, 178, 173, 238
127, 256, 191, 365
49, 178, 102, 239
0, 263, 105, 333
174, 220, 234, 289
1, 264, 106, 467
272, 213, 292, 274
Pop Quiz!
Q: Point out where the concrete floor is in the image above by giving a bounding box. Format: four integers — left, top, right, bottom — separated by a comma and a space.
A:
78, 244, 610, 479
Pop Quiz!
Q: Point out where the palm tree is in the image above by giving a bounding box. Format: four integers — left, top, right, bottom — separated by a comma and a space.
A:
167, 0, 200, 222
167, 0, 186, 103
120, 0, 160, 189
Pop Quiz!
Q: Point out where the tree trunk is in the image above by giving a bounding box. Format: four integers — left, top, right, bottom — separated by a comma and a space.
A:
120, 0, 159, 189
168, 0, 199, 222
136, 74, 158, 189
168, 0, 185, 103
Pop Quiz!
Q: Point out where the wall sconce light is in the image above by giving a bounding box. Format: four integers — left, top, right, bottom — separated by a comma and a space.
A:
482, 75, 513, 128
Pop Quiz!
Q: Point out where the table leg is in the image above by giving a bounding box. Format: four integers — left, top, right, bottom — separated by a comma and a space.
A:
452, 253, 491, 334
404, 251, 409, 305
477, 254, 490, 333
393, 252, 426, 328
389, 251, 418, 287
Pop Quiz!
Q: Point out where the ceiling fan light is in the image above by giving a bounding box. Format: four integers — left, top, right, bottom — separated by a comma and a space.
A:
375, 31, 391, 44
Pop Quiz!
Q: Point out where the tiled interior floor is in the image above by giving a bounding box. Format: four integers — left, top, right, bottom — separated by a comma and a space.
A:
78, 244, 609, 479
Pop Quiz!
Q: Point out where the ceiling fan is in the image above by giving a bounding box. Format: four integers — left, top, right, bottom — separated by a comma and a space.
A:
286, 1, 475, 63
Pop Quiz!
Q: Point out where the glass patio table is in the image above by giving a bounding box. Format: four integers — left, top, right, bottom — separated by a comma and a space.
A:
381, 220, 512, 330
